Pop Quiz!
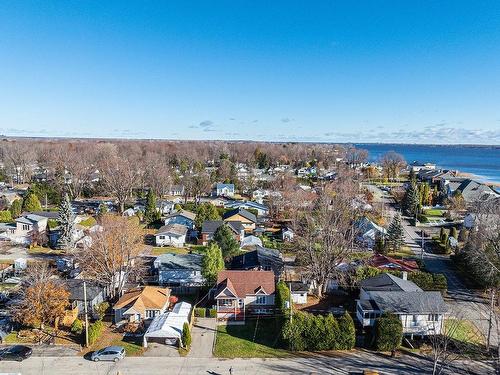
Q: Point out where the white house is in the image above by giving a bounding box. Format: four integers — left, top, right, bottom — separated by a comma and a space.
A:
215, 183, 235, 197
356, 273, 447, 337
0, 214, 48, 245
143, 302, 192, 347
155, 224, 188, 247
355, 217, 387, 249
289, 281, 309, 305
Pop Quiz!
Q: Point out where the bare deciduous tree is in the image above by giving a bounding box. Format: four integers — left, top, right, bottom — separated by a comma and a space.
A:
76, 214, 145, 298
380, 151, 406, 181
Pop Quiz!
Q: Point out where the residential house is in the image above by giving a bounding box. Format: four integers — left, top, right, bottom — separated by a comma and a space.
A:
164, 210, 196, 230
153, 253, 205, 289
410, 161, 436, 172
355, 217, 387, 249
65, 279, 109, 319
214, 183, 235, 197
442, 178, 499, 203
214, 270, 276, 321
156, 200, 175, 215
199, 220, 244, 245
225, 201, 269, 216
113, 286, 170, 324
155, 224, 188, 247
356, 273, 447, 336
230, 246, 284, 278
252, 189, 270, 204
0, 213, 48, 245
168, 185, 185, 196
223, 208, 257, 233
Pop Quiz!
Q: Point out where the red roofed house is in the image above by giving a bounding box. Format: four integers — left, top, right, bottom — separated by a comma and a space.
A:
369, 254, 419, 273
214, 270, 275, 321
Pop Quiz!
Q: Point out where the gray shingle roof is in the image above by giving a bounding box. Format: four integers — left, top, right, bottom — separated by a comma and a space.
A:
370, 291, 448, 314
154, 253, 203, 270
201, 220, 244, 234
156, 224, 188, 236
223, 208, 257, 223
360, 273, 422, 292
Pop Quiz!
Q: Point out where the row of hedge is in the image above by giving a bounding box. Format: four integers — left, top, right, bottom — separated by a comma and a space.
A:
281, 311, 356, 351
194, 307, 217, 318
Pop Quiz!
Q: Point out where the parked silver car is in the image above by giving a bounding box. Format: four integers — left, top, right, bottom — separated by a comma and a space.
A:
90, 346, 125, 362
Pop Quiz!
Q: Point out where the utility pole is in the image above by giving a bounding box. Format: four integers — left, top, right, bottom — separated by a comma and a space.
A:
421, 229, 424, 260
83, 280, 89, 347
289, 282, 293, 324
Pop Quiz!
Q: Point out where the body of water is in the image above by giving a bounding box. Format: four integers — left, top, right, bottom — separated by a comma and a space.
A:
354, 144, 500, 184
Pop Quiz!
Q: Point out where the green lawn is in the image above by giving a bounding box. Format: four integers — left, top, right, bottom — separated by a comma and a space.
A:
214, 318, 290, 358
2, 331, 37, 344
111, 336, 145, 356
445, 319, 485, 346
151, 245, 207, 256
423, 209, 445, 217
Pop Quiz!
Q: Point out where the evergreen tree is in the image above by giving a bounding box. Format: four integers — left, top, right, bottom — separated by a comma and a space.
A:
144, 189, 159, 225
22, 190, 42, 212
181, 322, 191, 349
213, 224, 240, 260
57, 193, 75, 249
450, 227, 458, 240
195, 203, 221, 229
403, 180, 419, 217
9, 199, 22, 218
201, 242, 224, 284
374, 234, 387, 254
97, 202, 108, 218
387, 214, 404, 251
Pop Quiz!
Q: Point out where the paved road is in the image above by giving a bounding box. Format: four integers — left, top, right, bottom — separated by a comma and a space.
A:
0, 351, 494, 375
368, 184, 498, 348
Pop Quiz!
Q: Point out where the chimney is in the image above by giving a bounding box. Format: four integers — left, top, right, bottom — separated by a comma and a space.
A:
402, 271, 408, 280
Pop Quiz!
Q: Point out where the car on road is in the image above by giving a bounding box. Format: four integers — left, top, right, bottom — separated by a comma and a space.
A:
0, 345, 33, 361
90, 346, 125, 362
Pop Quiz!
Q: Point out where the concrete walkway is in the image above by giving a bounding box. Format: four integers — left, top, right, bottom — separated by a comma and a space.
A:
188, 317, 216, 358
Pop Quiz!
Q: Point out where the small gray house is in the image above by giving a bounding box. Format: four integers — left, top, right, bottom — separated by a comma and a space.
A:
153, 253, 205, 293
65, 279, 109, 318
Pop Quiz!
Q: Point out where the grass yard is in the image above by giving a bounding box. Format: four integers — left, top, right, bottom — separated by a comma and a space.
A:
214, 318, 290, 358
111, 335, 145, 356
423, 208, 445, 217
387, 246, 415, 259
2, 331, 37, 344
28, 246, 65, 255
152, 246, 190, 255
446, 319, 485, 346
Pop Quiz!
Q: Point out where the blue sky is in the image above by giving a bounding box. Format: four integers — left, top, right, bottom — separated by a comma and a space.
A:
1, 1, 500, 144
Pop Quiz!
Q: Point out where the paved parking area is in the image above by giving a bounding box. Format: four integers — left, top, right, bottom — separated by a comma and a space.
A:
143, 342, 180, 357
188, 317, 216, 358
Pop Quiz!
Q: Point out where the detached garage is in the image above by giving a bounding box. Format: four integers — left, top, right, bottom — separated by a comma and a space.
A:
143, 302, 192, 347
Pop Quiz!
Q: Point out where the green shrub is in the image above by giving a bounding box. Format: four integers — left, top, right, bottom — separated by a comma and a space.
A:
336, 312, 356, 350
47, 219, 59, 229
208, 308, 217, 318
375, 313, 403, 351
450, 227, 458, 240
281, 311, 308, 351
275, 281, 291, 319
408, 271, 434, 290
182, 322, 191, 349
0, 210, 12, 223
71, 318, 83, 335
417, 214, 428, 223
194, 307, 206, 318
432, 273, 448, 291
94, 302, 109, 320
88, 320, 104, 345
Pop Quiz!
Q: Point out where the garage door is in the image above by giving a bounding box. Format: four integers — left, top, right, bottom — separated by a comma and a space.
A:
147, 336, 179, 346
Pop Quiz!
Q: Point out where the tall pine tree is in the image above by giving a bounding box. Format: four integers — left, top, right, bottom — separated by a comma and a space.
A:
144, 189, 159, 225
201, 242, 224, 284
403, 179, 419, 217
57, 193, 75, 249
22, 190, 42, 212
387, 214, 404, 251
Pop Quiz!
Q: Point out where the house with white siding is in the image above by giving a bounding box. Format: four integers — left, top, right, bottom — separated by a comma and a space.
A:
356, 273, 447, 337
155, 224, 188, 247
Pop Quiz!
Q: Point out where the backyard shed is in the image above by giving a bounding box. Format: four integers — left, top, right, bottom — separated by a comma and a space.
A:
143, 301, 192, 347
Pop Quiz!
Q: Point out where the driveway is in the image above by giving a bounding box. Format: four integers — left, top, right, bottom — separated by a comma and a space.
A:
143, 342, 180, 357
188, 317, 216, 358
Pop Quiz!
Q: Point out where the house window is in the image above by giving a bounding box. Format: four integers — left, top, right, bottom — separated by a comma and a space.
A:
428, 314, 439, 322
412, 315, 418, 325
22, 224, 30, 231
159, 236, 165, 240
145, 310, 158, 318
238, 299, 244, 308
219, 299, 234, 307
255, 296, 266, 305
